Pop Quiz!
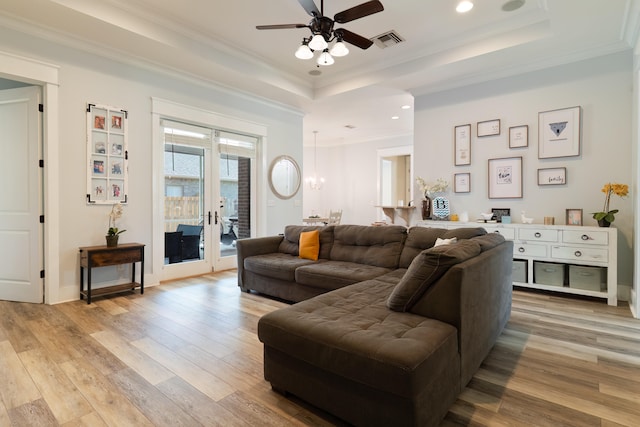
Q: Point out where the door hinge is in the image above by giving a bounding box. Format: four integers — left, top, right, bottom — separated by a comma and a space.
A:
38, 104, 44, 113
39, 159, 44, 168
40, 215, 44, 223
40, 270, 45, 279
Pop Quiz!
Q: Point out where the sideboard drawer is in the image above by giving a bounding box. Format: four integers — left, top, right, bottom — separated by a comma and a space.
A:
484, 226, 515, 240
518, 228, 559, 242
514, 243, 547, 258
562, 230, 609, 245
551, 246, 608, 263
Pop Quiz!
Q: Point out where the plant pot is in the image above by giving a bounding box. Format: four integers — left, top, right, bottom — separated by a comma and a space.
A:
106, 235, 119, 247
597, 219, 611, 228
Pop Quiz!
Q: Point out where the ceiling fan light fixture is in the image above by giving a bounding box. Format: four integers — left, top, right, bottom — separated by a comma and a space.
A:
295, 42, 314, 59
309, 33, 328, 51
329, 40, 349, 57
317, 49, 334, 66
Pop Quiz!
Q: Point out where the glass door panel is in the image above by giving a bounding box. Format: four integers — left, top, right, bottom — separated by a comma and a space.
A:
162, 123, 209, 266
218, 154, 252, 259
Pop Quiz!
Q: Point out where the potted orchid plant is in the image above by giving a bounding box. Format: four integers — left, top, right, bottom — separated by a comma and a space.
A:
592, 182, 628, 227
106, 202, 126, 246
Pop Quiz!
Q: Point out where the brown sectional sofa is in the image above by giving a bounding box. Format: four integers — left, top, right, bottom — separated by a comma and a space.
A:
237, 224, 513, 427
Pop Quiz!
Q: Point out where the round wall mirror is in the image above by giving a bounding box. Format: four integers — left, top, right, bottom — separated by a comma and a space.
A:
269, 155, 301, 200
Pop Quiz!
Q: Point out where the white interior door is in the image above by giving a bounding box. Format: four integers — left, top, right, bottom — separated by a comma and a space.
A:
0, 86, 43, 303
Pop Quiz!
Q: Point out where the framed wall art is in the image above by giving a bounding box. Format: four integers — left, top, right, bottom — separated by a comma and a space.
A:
86, 103, 128, 204
454, 172, 470, 193
477, 119, 500, 137
491, 208, 511, 223
454, 124, 471, 166
488, 156, 523, 199
509, 125, 528, 148
566, 209, 583, 226
537, 167, 567, 185
538, 106, 581, 159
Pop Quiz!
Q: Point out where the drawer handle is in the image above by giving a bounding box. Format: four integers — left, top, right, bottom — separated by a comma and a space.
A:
581, 234, 590, 241
574, 250, 582, 257
518, 247, 525, 253
494, 230, 501, 234
534, 232, 542, 238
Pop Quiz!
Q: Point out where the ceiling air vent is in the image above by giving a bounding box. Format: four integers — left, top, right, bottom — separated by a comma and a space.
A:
372, 30, 404, 49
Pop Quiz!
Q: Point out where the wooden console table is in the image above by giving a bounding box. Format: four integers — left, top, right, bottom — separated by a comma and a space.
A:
79, 243, 145, 304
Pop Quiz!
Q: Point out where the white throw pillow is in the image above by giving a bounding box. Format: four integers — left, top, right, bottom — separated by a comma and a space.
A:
434, 237, 457, 247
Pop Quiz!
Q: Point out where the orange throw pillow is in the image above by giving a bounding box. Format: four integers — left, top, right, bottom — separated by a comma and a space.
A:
299, 230, 320, 261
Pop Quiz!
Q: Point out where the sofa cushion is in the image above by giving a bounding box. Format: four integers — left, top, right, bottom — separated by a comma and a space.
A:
387, 239, 482, 312
244, 253, 320, 281
279, 225, 334, 259
299, 230, 320, 261
443, 227, 487, 240
399, 227, 487, 268
295, 261, 392, 291
473, 232, 506, 251
258, 279, 460, 398
329, 224, 406, 269
399, 227, 448, 268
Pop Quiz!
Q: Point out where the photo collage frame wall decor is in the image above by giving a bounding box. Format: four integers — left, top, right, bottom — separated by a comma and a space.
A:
86, 103, 128, 204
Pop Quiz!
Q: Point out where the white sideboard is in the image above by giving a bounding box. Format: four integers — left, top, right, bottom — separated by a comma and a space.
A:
417, 220, 618, 306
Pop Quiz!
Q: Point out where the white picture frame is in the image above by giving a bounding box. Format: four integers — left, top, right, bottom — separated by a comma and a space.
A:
477, 119, 500, 137
538, 167, 567, 186
488, 156, 523, 199
87, 103, 128, 204
454, 173, 470, 193
509, 125, 528, 148
454, 124, 471, 166
538, 106, 581, 158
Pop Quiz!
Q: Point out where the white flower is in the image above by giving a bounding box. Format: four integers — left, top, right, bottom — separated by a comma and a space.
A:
108, 203, 126, 235
416, 177, 448, 197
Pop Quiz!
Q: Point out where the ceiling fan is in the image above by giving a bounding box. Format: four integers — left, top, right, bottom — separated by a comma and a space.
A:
256, 0, 384, 66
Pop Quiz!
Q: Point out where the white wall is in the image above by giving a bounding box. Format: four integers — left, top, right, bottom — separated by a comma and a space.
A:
0, 25, 303, 303
413, 51, 634, 293
303, 135, 413, 225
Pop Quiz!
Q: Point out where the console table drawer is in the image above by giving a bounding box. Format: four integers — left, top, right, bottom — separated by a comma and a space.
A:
518, 228, 559, 242
484, 227, 515, 240
514, 243, 547, 257
562, 230, 609, 245
551, 246, 608, 263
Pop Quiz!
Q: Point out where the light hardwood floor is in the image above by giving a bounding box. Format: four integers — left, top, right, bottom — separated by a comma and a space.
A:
1, 270, 639, 426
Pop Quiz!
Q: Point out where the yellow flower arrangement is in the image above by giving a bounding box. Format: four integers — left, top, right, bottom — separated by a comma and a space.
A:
592, 182, 628, 224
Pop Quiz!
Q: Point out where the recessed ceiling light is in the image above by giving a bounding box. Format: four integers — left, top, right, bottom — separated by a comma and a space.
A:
401, 105, 411, 110
391, 116, 399, 120
456, 1, 474, 13
502, 0, 525, 12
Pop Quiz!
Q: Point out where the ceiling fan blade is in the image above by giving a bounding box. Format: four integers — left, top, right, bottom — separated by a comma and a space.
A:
256, 24, 308, 30
334, 0, 383, 24
298, 0, 321, 17
336, 28, 374, 49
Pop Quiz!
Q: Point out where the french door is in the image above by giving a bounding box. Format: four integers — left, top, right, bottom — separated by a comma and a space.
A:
160, 121, 256, 279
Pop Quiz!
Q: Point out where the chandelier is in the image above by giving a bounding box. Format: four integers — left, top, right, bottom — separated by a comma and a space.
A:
305, 131, 325, 190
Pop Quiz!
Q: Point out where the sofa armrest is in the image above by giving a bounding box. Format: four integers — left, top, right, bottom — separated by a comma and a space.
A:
409, 241, 513, 385
236, 235, 284, 289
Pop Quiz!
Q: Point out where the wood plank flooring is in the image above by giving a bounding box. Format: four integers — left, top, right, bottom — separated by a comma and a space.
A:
1, 270, 639, 426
